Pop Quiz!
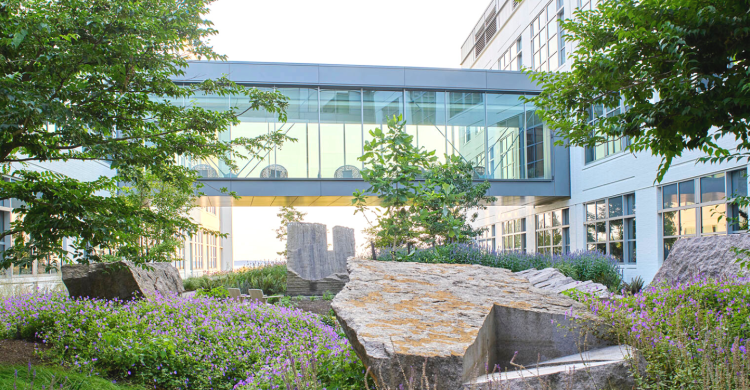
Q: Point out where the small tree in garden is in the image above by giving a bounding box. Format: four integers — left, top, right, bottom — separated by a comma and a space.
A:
418, 155, 495, 246
102, 170, 209, 264
353, 115, 437, 251
0, 0, 290, 268
354, 115, 495, 251
274, 206, 307, 257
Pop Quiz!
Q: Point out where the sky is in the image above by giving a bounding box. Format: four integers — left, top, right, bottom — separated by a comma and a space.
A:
207, 0, 492, 261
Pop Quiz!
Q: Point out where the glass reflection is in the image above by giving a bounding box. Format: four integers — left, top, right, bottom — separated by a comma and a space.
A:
448, 92, 485, 177
405, 91, 447, 162
321, 89, 362, 178
176, 87, 551, 180
487, 93, 524, 179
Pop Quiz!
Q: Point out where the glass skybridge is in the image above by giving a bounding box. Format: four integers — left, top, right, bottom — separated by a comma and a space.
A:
173, 61, 570, 206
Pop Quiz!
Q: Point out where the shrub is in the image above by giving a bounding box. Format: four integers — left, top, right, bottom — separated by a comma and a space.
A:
195, 286, 230, 299
183, 263, 286, 295
0, 292, 364, 390
377, 244, 622, 291
578, 277, 750, 390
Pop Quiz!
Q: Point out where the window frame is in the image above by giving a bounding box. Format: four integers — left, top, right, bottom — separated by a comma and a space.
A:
659, 169, 748, 261
501, 218, 526, 252
584, 194, 636, 263
535, 208, 569, 255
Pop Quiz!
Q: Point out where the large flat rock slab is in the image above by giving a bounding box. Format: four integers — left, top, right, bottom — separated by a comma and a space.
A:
62, 261, 183, 301
654, 233, 750, 284
332, 259, 607, 390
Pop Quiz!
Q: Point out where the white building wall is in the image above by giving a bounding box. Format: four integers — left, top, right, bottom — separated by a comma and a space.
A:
465, 0, 750, 284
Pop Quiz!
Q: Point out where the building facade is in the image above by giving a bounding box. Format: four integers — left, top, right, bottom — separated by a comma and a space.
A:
463, 0, 748, 284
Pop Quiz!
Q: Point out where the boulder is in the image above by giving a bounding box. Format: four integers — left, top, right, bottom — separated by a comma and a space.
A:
332, 259, 610, 390
517, 268, 611, 298
62, 261, 184, 300
653, 233, 750, 284
286, 222, 353, 296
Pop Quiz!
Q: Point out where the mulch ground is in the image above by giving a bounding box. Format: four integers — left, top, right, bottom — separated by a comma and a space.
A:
0, 339, 47, 366
292, 298, 333, 316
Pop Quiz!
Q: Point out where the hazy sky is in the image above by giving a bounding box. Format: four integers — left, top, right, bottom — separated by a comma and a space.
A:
208, 0, 492, 261
207, 0, 491, 68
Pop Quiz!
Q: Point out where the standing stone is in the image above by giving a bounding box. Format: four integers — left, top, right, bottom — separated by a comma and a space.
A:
332, 226, 355, 271
653, 233, 750, 284
332, 258, 613, 390
286, 222, 351, 296
62, 261, 184, 301
287, 222, 331, 280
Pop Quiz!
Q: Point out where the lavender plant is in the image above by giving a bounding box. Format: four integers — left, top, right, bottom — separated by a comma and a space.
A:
0, 292, 364, 389
578, 276, 750, 389
377, 244, 623, 291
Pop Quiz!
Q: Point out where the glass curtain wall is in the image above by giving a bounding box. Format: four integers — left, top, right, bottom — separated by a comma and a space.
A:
448, 92, 486, 177
487, 93, 525, 179
179, 86, 550, 180
405, 91, 447, 163
320, 89, 362, 178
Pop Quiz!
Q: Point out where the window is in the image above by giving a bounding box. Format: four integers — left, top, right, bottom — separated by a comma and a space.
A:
536, 208, 569, 254
531, 1, 564, 72
194, 232, 204, 269
500, 37, 523, 71
478, 224, 496, 249
660, 169, 747, 261
501, 218, 526, 252
584, 105, 629, 163
585, 194, 636, 263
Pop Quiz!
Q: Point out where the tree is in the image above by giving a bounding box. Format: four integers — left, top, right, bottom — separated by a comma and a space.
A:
354, 115, 495, 251
353, 115, 438, 250
418, 155, 495, 246
274, 206, 306, 257
0, 0, 290, 268
526, 0, 750, 181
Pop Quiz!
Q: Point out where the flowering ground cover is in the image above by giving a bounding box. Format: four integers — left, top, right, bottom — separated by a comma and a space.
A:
577, 277, 750, 389
0, 292, 365, 390
378, 244, 623, 291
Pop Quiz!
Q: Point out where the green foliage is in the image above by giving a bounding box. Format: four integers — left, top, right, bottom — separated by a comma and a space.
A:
354, 115, 438, 250
322, 291, 335, 301
0, 293, 365, 390
195, 285, 230, 299
378, 244, 623, 291
526, 0, 750, 182
621, 275, 645, 295
579, 278, 750, 389
274, 206, 307, 257
0, 364, 146, 390
354, 115, 495, 250
183, 264, 286, 295
0, 0, 291, 269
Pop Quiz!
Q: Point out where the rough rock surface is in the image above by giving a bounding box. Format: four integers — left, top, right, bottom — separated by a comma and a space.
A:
653, 233, 750, 284
332, 259, 608, 390
286, 222, 354, 296
62, 261, 184, 300
287, 268, 349, 296
287, 222, 332, 280
516, 268, 610, 297
332, 226, 355, 271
